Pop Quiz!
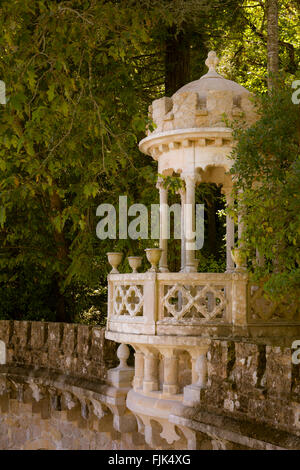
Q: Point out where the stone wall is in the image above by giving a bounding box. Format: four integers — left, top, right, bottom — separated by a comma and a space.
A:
0, 397, 145, 450
177, 339, 300, 449
0, 320, 300, 450
204, 340, 300, 433
0, 320, 118, 381
0, 320, 148, 450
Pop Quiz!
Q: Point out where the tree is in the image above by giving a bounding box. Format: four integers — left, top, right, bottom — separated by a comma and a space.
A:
229, 87, 300, 305
210, 0, 299, 93
0, 0, 159, 321
0, 0, 298, 322
266, 0, 279, 89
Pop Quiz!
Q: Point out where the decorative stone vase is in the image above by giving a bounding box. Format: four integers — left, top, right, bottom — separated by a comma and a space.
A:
116, 343, 130, 369
128, 256, 142, 273
145, 248, 162, 272
231, 248, 247, 272
107, 252, 123, 274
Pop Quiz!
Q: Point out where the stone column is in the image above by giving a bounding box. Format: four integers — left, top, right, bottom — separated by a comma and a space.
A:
183, 173, 197, 272
194, 353, 208, 388
237, 191, 247, 271
161, 349, 178, 395
189, 351, 207, 387
143, 349, 159, 393
232, 272, 248, 326
183, 348, 208, 406
224, 188, 235, 273
238, 213, 243, 240
177, 187, 186, 272
133, 347, 144, 390
156, 177, 169, 272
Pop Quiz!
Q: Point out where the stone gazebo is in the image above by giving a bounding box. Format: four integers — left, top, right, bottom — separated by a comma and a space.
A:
104, 52, 262, 448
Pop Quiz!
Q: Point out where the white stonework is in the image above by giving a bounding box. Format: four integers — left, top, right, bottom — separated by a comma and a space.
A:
105, 52, 260, 448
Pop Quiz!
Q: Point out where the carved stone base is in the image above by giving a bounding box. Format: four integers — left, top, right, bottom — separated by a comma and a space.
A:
107, 367, 134, 389
183, 384, 204, 406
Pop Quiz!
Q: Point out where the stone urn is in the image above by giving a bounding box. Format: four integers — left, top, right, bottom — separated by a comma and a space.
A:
145, 248, 162, 272
116, 343, 130, 369
107, 252, 123, 274
128, 256, 142, 273
231, 248, 247, 272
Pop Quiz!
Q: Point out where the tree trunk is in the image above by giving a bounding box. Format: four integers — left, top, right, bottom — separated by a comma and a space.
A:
266, 0, 279, 90
53, 275, 69, 323
165, 27, 190, 96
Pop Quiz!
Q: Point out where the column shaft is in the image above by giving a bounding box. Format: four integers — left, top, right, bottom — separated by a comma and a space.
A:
133, 350, 144, 390
225, 190, 234, 273
238, 191, 247, 270
162, 351, 178, 395
143, 351, 158, 393
195, 354, 208, 388
183, 174, 196, 272
178, 188, 186, 272
156, 178, 169, 272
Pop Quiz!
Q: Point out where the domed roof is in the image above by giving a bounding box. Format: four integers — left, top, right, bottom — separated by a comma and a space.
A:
173, 51, 249, 99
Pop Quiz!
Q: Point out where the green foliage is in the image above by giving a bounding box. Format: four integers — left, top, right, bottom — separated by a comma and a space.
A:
211, 0, 299, 93
197, 253, 226, 273
0, 0, 298, 321
158, 174, 184, 195
0, 265, 57, 321
0, 0, 160, 320
73, 286, 108, 327
229, 86, 300, 303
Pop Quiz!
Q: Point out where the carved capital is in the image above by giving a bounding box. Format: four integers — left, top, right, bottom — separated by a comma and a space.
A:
90, 399, 106, 420
182, 173, 199, 188
156, 177, 168, 192
63, 391, 77, 410
29, 382, 44, 402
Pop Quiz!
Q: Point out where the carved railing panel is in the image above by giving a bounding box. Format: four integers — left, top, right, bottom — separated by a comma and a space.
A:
157, 273, 232, 324
113, 285, 144, 317
248, 284, 300, 323
107, 273, 158, 335
107, 273, 236, 335
160, 282, 226, 322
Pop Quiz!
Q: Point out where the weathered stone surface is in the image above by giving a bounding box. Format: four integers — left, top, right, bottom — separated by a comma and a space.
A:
0, 321, 114, 382
0, 319, 300, 449
0, 398, 131, 450
266, 346, 292, 398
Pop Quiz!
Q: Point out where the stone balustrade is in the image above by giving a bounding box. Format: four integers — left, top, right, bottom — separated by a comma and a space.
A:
0, 321, 143, 449
105, 266, 300, 448
107, 271, 249, 336
107, 270, 300, 337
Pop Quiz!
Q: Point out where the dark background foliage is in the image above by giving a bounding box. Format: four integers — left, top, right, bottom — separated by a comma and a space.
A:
0, 0, 299, 322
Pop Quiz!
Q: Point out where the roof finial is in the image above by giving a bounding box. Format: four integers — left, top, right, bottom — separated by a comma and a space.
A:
205, 51, 219, 73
